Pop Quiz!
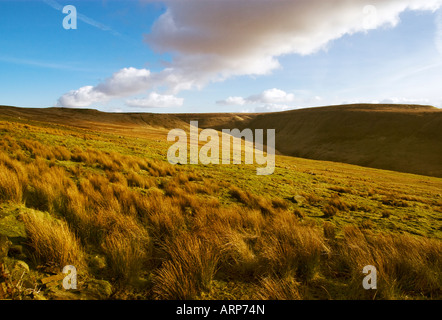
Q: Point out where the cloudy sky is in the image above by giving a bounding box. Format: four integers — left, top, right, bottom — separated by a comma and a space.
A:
1, 0, 442, 113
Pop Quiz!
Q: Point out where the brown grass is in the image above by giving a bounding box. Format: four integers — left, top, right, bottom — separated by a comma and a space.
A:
333, 226, 442, 298
256, 276, 302, 300
153, 234, 219, 299
258, 211, 329, 280
22, 210, 85, 268
0, 164, 23, 203
0, 116, 441, 300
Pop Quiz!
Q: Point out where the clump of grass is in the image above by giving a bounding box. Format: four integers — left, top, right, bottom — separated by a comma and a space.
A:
381, 210, 391, 218
328, 193, 348, 211
229, 186, 273, 215
381, 193, 409, 207
323, 221, 337, 241
256, 276, 302, 300
153, 234, 219, 299
302, 192, 321, 206
0, 163, 23, 203
333, 226, 442, 298
271, 197, 289, 210
126, 170, 155, 189
24, 165, 74, 213
258, 211, 328, 280
22, 210, 85, 268
102, 229, 150, 283
329, 186, 353, 194
216, 229, 259, 279
293, 208, 305, 219
323, 205, 338, 218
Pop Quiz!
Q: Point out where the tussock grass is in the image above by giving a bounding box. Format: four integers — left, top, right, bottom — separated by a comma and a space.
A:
215, 229, 259, 278
22, 210, 85, 268
153, 234, 219, 299
333, 226, 442, 298
229, 185, 274, 215
0, 118, 441, 300
0, 163, 23, 203
102, 226, 151, 282
258, 211, 329, 280
256, 276, 302, 300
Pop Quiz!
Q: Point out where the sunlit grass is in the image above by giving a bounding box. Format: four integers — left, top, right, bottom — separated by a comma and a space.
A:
0, 117, 441, 299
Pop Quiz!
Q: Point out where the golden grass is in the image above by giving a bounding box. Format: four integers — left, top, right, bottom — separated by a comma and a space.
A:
0, 117, 441, 300
0, 163, 23, 203
258, 211, 329, 280
21, 210, 85, 268
256, 276, 302, 300
332, 226, 442, 298
153, 234, 219, 299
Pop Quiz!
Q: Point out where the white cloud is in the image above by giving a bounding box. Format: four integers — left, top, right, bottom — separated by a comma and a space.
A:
218, 88, 299, 112
57, 67, 153, 108
57, 85, 108, 108
125, 92, 183, 108
248, 88, 295, 104
379, 97, 431, 105
146, 0, 442, 82
58, 0, 442, 108
254, 104, 292, 113
218, 88, 294, 106
216, 96, 246, 106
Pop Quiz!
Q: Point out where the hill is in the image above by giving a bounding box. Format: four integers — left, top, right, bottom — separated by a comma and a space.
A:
0, 104, 441, 300
178, 104, 442, 178
1, 103, 442, 178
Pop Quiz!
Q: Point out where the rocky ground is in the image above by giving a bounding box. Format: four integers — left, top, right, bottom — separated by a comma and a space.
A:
0, 204, 112, 300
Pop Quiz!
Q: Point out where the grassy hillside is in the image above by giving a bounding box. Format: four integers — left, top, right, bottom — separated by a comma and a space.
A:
202, 104, 442, 178
0, 107, 441, 300
2, 103, 440, 178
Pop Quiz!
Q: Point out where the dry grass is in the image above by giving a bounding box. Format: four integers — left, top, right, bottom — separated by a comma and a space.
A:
256, 276, 302, 300
153, 234, 219, 299
332, 226, 442, 298
0, 163, 23, 203
21, 210, 85, 268
0, 117, 441, 300
258, 211, 329, 280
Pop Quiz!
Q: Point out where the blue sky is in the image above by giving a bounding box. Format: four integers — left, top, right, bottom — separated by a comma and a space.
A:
1, 0, 442, 113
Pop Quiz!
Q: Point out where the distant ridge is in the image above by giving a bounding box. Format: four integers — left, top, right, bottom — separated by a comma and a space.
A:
206, 104, 442, 177
1, 103, 441, 177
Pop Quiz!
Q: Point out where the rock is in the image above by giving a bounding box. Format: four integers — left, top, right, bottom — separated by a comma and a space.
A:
0, 213, 27, 241
11, 260, 30, 279
288, 194, 305, 205
89, 255, 107, 271
45, 278, 112, 300
82, 279, 113, 300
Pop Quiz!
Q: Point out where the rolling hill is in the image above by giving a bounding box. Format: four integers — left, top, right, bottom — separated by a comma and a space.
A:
0, 103, 441, 300
199, 104, 442, 178
1, 103, 441, 177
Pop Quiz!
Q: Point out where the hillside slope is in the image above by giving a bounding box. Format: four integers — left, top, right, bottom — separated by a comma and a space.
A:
0, 105, 189, 139
1, 103, 441, 177
201, 104, 442, 178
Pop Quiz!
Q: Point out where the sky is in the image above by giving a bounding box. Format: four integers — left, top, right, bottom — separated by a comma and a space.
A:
1, 0, 442, 113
